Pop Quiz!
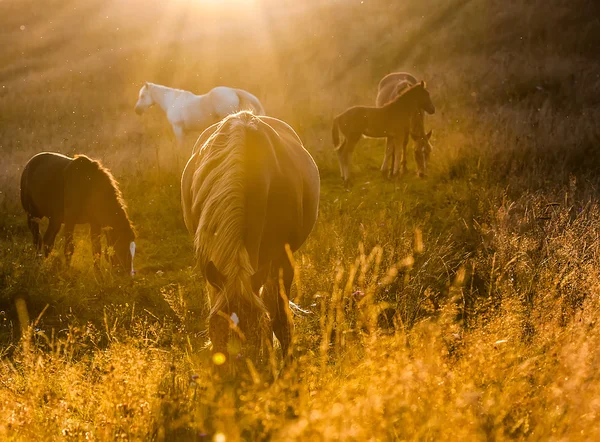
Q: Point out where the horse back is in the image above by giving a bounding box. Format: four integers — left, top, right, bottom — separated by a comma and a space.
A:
243, 117, 320, 273
182, 112, 319, 296
21, 152, 72, 220
337, 105, 397, 138
377, 72, 418, 93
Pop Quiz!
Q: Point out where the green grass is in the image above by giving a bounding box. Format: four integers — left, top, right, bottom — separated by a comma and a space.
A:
1, 0, 600, 439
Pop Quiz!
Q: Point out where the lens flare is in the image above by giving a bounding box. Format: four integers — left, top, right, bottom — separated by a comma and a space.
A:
212, 352, 226, 366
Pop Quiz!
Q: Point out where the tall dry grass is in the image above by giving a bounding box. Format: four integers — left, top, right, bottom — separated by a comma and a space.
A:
1, 0, 600, 439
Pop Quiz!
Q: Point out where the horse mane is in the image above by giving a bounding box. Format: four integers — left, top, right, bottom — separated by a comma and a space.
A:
72, 155, 135, 238
385, 81, 426, 107
146, 82, 186, 93
191, 111, 267, 318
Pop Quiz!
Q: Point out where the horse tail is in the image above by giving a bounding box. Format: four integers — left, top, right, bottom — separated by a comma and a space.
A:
236, 89, 265, 115
332, 116, 341, 150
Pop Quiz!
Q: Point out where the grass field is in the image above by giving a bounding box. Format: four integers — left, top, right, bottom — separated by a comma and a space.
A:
2, 0, 600, 440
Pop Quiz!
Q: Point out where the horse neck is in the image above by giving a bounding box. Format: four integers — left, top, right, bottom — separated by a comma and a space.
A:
411, 109, 425, 135
149, 84, 186, 113
110, 206, 133, 236
93, 188, 133, 238
106, 208, 134, 240
389, 90, 420, 112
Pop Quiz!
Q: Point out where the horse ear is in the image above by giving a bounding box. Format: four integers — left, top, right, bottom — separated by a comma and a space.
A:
420, 80, 426, 88
426, 130, 432, 140
206, 261, 226, 289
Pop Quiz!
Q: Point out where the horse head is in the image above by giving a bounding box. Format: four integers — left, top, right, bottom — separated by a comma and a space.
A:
106, 227, 136, 275
412, 130, 433, 178
417, 81, 436, 115
135, 82, 154, 115
204, 261, 269, 370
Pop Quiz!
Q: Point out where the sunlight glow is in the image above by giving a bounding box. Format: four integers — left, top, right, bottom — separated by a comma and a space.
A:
179, 0, 256, 7
212, 352, 227, 365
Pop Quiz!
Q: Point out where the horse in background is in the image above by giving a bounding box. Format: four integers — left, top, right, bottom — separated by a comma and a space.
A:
332, 81, 435, 186
181, 111, 320, 366
376, 72, 434, 178
135, 82, 265, 147
20, 152, 136, 274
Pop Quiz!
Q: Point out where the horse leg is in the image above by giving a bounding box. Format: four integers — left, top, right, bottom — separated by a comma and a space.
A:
265, 260, 294, 358
172, 124, 185, 169
104, 229, 112, 262
337, 140, 347, 179
90, 224, 102, 269
63, 222, 75, 266
342, 137, 359, 187
392, 136, 402, 177
43, 218, 61, 258
27, 214, 42, 253
381, 137, 394, 177
172, 124, 185, 147
400, 132, 409, 175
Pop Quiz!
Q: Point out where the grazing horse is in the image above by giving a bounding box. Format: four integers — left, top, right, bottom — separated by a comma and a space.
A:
20, 152, 136, 273
181, 111, 320, 364
332, 81, 435, 186
135, 82, 265, 147
376, 72, 434, 178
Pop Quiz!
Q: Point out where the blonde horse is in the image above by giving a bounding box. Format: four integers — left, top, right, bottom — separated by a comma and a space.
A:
181, 111, 320, 363
376, 72, 434, 178
135, 82, 265, 147
332, 81, 435, 186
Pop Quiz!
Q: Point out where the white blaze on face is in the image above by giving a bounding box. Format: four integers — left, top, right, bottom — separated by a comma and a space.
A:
230, 312, 239, 326
130, 241, 136, 275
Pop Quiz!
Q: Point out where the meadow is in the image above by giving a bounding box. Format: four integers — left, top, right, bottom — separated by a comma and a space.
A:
1, 0, 600, 440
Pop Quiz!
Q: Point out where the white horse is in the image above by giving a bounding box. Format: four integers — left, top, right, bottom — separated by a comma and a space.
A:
134, 82, 265, 146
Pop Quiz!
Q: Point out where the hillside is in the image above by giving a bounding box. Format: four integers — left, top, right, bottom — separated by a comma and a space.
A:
1, 0, 600, 440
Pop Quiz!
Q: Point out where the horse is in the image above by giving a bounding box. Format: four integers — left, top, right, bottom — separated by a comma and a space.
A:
181, 111, 320, 365
20, 152, 136, 274
134, 82, 265, 147
376, 72, 434, 178
332, 81, 435, 186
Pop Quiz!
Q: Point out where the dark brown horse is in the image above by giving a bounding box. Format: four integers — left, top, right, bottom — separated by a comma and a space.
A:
20, 152, 136, 273
332, 81, 435, 185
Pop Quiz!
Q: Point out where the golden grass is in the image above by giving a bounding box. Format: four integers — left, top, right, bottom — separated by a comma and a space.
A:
1, 0, 600, 439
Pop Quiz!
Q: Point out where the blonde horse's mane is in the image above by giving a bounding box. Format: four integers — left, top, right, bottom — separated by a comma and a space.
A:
192, 111, 266, 318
